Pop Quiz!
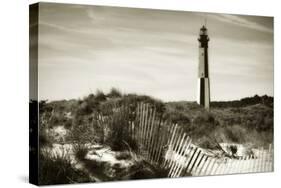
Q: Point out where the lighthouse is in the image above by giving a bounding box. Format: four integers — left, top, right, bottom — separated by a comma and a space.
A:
197, 25, 210, 110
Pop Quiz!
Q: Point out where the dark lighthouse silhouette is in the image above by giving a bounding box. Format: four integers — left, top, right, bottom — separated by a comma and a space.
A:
197, 25, 210, 110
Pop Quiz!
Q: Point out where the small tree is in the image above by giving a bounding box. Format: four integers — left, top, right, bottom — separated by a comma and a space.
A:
107, 88, 122, 98
95, 90, 107, 102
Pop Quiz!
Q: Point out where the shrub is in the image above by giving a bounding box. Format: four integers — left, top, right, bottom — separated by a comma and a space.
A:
163, 111, 190, 128
105, 111, 138, 151
95, 90, 107, 102
188, 112, 217, 139
197, 135, 218, 149
39, 130, 51, 147
76, 101, 94, 116
128, 161, 170, 180
39, 150, 91, 185
39, 100, 53, 114
64, 119, 73, 129
82, 159, 108, 179
76, 93, 101, 116
107, 88, 122, 98
121, 94, 165, 115
73, 144, 89, 161
70, 120, 97, 144
229, 145, 238, 155
224, 125, 247, 143
49, 114, 67, 127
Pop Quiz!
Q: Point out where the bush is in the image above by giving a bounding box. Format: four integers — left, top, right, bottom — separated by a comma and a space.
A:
95, 90, 107, 102
229, 145, 238, 155
76, 101, 94, 116
73, 144, 89, 161
76, 92, 102, 116
224, 125, 247, 143
121, 94, 165, 114
64, 119, 73, 129
81, 159, 108, 179
39, 130, 51, 147
103, 109, 138, 151
188, 112, 217, 138
70, 119, 97, 144
163, 111, 190, 128
107, 88, 122, 98
197, 135, 218, 149
39, 150, 91, 185
107, 119, 132, 151
49, 114, 69, 128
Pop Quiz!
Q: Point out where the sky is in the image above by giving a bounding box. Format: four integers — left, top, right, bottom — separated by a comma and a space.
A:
37, 3, 274, 102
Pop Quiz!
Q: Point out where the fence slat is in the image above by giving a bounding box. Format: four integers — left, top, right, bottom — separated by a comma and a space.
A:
185, 147, 199, 173
144, 107, 152, 151
172, 137, 192, 177
167, 129, 184, 169
151, 119, 162, 162
189, 150, 202, 174
142, 104, 149, 154
163, 124, 178, 166
147, 108, 156, 161
192, 153, 206, 176
155, 122, 169, 164
199, 157, 212, 176
168, 133, 187, 177
207, 157, 217, 175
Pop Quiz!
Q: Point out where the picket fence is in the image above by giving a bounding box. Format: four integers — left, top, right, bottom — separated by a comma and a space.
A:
95, 102, 273, 177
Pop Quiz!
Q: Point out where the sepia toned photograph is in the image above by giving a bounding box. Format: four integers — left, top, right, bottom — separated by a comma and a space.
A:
29, 2, 273, 185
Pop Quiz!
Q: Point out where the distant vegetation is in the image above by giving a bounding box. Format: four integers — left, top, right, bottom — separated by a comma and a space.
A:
211, 95, 273, 108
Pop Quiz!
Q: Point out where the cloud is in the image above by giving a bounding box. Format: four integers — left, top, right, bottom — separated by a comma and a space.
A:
209, 14, 273, 34
39, 21, 93, 35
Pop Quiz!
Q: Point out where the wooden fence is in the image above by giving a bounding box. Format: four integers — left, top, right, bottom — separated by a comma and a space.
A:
95, 102, 273, 177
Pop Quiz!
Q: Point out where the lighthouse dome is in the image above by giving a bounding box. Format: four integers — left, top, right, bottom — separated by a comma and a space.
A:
200, 25, 208, 35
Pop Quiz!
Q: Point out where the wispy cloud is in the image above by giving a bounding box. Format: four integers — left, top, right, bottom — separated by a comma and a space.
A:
209, 14, 273, 34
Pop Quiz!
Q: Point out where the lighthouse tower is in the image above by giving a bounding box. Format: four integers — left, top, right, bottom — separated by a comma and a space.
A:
197, 25, 210, 109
